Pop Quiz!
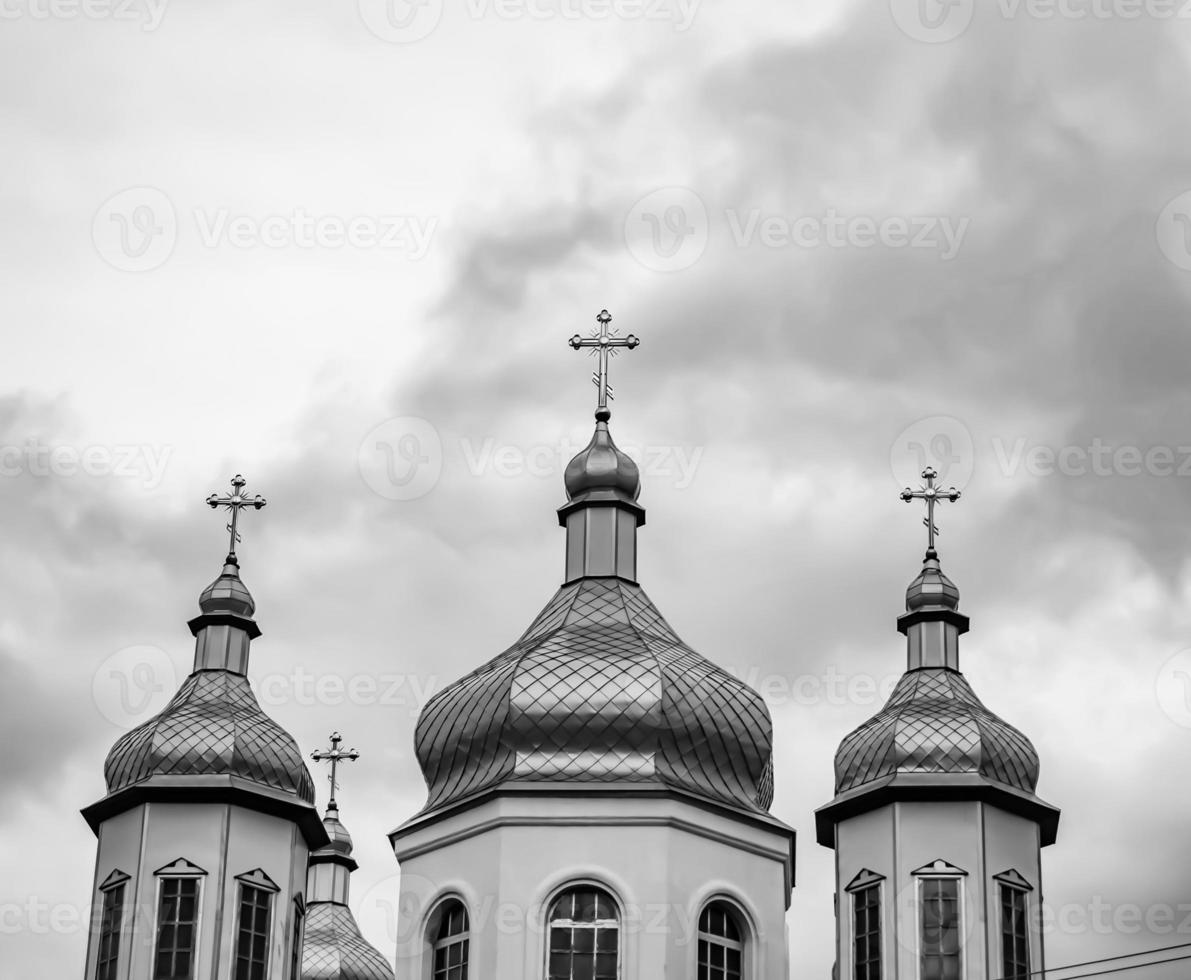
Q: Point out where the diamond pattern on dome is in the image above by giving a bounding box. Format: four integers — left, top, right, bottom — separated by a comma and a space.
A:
302, 903, 394, 980
104, 671, 315, 803
414, 578, 775, 816
835, 669, 1040, 795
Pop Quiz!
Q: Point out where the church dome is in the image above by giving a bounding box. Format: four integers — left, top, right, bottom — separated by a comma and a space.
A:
414, 576, 775, 816
833, 668, 1040, 794
563, 413, 641, 500
198, 559, 256, 617
104, 670, 316, 803
301, 903, 395, 980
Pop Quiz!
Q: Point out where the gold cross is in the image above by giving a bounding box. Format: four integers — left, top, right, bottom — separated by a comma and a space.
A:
206, 474, 266, 562
569, 309, 640, 417
311, 732, 360, 807
900, 467, 961, 556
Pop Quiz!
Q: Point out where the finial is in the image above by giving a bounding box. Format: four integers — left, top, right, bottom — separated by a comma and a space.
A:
900, 467, 960, 558
569, 308, 640, 419
311, 731, 360, 810
206, 474, 267, 564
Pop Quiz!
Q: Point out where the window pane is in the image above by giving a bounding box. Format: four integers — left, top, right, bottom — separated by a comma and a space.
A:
919, 878, 960, 980
232, 885, 272, 980
546, 889, 619, 980
154, 878, 199, 980
432, 901, 470, 980
1000, 885, 1031, 980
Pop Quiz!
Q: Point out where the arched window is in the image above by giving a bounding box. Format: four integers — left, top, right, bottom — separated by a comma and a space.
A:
547, 887, 619, 980
431, 901, 469, 980
698, 902, 744, 980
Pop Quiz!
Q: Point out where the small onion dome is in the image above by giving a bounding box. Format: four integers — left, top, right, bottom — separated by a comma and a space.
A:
905, 550, 960, 612
103, 671, 316, 803
564, 413, 641, 501
414, 576, 775, 817
834, 668, 1040, 795
301, 903, 395, 980
313, 803, 355, 861
198, 558, 256, 617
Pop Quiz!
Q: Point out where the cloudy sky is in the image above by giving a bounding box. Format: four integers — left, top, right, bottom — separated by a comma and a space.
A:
4, 0, 1191, 976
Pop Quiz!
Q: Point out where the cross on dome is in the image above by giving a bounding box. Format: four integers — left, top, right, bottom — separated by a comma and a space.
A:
900, 467, 961, 557
311, 731, 360, 809
569, 309, 640, 419
206, 474, 267, 562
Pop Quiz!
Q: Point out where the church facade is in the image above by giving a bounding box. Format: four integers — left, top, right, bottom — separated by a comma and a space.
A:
79, 312, 1058, 980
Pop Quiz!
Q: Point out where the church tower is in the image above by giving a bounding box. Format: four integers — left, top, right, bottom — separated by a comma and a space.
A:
815, 470, 1060, 980
389, 311, 796, 980
81, 476, 328, 980
301, 733, 396, 980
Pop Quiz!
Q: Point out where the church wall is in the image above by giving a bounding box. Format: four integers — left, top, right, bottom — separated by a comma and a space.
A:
392, 793, 792, 980
87, 802, 309, 980
834, 800, 1045, 980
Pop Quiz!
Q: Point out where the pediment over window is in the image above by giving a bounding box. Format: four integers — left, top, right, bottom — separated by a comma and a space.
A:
99, 869, 130, 891
845, 869, 886, 892
993, 868, 1033, 892
235, 868, 279, 892
912, 858, 967, 877
154, 858, 207, 877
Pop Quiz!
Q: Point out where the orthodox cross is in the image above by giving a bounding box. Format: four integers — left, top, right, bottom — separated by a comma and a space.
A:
900, 467, 961, 556
206, 474, 266, 562
311, 732, 359, 808
569, 309, 640, 416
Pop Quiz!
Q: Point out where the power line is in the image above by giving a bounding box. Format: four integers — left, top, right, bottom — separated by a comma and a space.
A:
1044, 951, 1191, 980
991, 940, 1191, 980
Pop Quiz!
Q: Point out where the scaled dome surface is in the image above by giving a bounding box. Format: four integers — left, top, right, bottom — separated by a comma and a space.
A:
414, 576, 776, 816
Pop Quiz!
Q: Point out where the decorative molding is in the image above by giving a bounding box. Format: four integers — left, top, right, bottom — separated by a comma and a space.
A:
99, 869, 130, 892
235, 868, 279, 893
845, 868, 886, 893
993, 868, 1034, 892
154, 857, 208, 877
911, 858, 967, 878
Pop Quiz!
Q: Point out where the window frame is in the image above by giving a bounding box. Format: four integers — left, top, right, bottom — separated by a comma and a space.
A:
845, 870, 884, 980
96, 870, 130, 980
995, 870, 1033, 980
696, 899, 747, 980
232, 870, 278, 980
151, 859, 207, 980
912, 860, 967, 980
289, 894, 305, 980
429, 898, 470, 980
543, 883, 622, 980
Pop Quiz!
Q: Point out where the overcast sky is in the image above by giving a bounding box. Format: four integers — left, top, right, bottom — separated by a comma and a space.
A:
4, 0, 1191, 977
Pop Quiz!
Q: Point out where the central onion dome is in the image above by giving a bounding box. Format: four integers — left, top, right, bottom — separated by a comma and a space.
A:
413, 410, 775, 818
832, 552, 1039, 795
103, 561, 315, 804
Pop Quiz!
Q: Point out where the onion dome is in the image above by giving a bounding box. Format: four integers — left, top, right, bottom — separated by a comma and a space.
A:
563, 411, 641, 501
104, 671, 316, 802
301, 904, 395, 980
303, 802, 395, 980
816, 547, 1060, 847
103, 562, 315, 804
834, 669, 1040, 794
413, 574, 775, 817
